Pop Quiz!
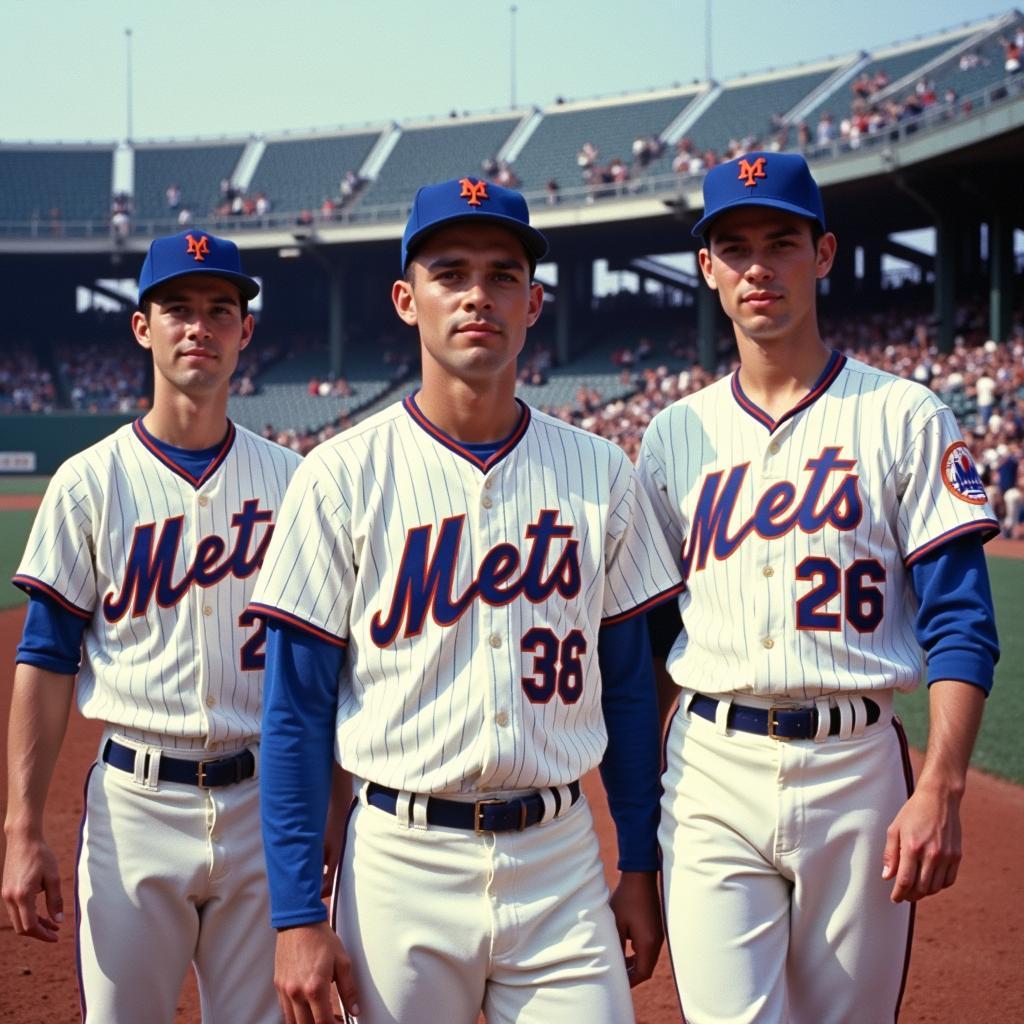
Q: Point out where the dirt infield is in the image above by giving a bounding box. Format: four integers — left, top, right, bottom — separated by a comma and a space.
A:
0, 496, 42, 512
1, 603, 1021, 1023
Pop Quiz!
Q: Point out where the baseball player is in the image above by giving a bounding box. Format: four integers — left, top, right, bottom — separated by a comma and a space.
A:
249, 177, 684, 1024
2, 230, 301, 1022
639, 152, 1001, 1023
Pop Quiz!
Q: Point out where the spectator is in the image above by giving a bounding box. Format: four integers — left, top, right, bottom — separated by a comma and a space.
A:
165, 184, 181, 210
546, 179, 560, 205
816, 112, 836, 147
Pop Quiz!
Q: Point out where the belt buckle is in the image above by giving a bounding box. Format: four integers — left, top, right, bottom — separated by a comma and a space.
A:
473, 798, 504, 834
767, 705, 795, 741
196, 759, 213, 787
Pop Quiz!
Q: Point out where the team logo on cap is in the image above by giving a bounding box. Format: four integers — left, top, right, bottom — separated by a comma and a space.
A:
185, 233, 210, 262
737, 157, 767, 188
940, 442, 987, 505
459, 178, 489, 207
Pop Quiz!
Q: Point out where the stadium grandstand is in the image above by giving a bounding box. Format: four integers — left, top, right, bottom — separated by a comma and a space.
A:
0, 8, 1021, 539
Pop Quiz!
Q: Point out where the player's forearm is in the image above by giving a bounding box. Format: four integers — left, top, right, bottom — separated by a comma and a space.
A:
3, 664, 75, 837
260, 621, 342, 926
916, 679, 986, 797
598, 618, 661, 871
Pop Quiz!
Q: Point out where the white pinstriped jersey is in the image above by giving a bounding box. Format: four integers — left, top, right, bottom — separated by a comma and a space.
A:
15, 421, 301, 750
250, 397, 683, 794
638, 352, 999, 700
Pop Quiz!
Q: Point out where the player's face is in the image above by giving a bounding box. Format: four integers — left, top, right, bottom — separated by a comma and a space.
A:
132, 276, 254, 399
392, 224, 544, 387
698, 209, 836, 348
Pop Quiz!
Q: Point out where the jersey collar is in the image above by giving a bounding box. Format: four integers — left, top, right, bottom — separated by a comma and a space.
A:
402, 393, 531, 472
132, 418, 236, 489
731, 349, 846, 434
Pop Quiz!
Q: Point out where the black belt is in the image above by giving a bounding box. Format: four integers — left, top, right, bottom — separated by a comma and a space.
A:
689, 694, 881, 741
102, 738, 256, 787
365, 781, 581, 834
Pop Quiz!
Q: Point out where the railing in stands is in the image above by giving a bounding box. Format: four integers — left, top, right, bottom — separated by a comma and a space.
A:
0, 76, 1020, 240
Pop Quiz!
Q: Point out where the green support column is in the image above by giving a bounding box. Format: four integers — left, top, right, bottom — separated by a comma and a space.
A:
327, 260, 346, 380
697, 282, 717, 372
934, 219, 957, 354
989, 213, 1014, 344
555, 258, 575, 367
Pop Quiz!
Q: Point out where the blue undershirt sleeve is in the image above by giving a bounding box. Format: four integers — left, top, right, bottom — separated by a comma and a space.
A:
260, 620, 345, 928
16, 594, 87, 675
597, 615, 661, 872
910, 535, 999, 695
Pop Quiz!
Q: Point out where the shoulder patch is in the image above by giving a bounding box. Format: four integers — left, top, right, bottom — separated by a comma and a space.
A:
940, 442, 987, 505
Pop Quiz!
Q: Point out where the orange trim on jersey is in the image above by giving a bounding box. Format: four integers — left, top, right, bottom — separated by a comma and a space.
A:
602, 582, 686, 626
731, 350, 846, 434
402, 393, 531, 471
902, 519, 1000, 567
246, 602, 349, 648
12, 574, 93, 619
131, 418, 236, 490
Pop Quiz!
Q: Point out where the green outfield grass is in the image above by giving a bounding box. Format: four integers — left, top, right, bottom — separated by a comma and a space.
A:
895, 554, 1024, 785
0, 510, 37, 608
0, 502, 1020, 783
0, 476, 50, 495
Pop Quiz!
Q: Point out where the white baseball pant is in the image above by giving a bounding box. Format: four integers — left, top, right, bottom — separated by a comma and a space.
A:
660, 691, 914, 1024
332, 784, 634, 1024
75, 731, 280, 1023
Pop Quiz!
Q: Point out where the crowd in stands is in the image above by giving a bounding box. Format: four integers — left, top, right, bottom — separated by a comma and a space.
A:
570, 135, 667, 200
0, 350, 56, 414
229, 341, 287, 397
55, 343, 148, 413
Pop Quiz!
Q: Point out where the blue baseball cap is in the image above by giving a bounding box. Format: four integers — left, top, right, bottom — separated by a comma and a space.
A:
401, 177, 548, 272
691, 152, 826, 239
138, 229, 260, 305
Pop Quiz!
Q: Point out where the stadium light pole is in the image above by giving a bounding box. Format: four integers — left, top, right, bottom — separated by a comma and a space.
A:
510, 4, 518, 108
705, 0, 712, 82
125, 27, 134, 142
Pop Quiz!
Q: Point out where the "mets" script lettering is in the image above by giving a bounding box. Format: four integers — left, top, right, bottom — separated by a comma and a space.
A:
103, 499, 274, 621
681, 447, 862, 579
371, 509, 581, 647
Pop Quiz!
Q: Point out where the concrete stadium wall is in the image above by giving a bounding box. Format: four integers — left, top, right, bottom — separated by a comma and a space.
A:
0, 413, 133, 475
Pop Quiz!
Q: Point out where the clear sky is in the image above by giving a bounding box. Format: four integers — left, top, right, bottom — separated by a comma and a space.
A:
2, 0, 1012, 143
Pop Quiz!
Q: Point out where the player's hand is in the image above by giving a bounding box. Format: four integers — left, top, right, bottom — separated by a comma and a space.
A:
1, 831, 64, 942
609, 870, 663, 987
881, 779, 963, 902
274, 920, 359, 1024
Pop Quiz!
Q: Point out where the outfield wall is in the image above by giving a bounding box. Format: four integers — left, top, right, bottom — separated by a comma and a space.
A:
0, 413, 133, 474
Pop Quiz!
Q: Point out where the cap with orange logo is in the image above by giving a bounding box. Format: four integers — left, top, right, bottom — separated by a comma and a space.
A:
401, 177, 548, 272
138, 229, 260, 304
691, 152, 826, 239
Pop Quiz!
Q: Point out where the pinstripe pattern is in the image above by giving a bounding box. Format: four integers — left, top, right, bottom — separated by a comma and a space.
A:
251, 400, 682, 793
15, 421, 301, 750
638, 355, 999, 699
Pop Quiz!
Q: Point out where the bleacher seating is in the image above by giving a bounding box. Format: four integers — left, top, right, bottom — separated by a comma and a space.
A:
0, 146, 113, 227
511, 90, 698, 191
358, 114, 523, 208
228, 378, 394, 435
926, 15, 1024, 102
249, 130, 382, 212
685, 64, 841, 153
133, 142, 246, 221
